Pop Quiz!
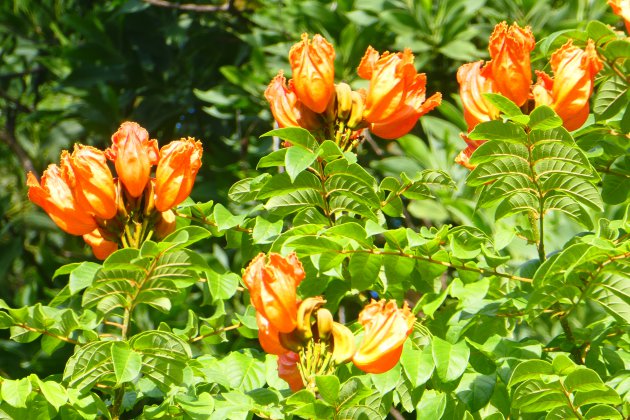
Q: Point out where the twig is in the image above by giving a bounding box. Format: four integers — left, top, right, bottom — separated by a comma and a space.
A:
142, 0, 233, 12
189, 322, 242, 342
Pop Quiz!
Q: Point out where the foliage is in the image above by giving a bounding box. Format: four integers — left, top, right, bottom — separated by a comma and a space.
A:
0, 0, 629, 419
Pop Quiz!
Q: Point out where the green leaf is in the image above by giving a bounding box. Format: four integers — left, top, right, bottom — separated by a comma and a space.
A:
482, 93, 523, 116
257, 148, 287, 168
1, 378, 32, 407
349, 253, 382, 291
111, 341, 142, 385
583, 404, 623, 420
564, 368, 607, 393
509, 360, 554, 387
260, 127, 318, 150
219, 352, 266, 392
315, 375, 340, 405
551, 354, 576, 375
573, 388, 621, 407
257, 171, 321, 200
594, 76, 628, 120
468, 120, 527, 143
432, 337, 470, 383
37, 379, 68, 410
455, 372, 496, 412
175, 393, 215, 419
415, 390, 447, 420
370, 364, 401, 395
512, 379, 565, 413
528, 106, 563, 130
336, 377, 373, 410
213, 203, 246, 231
285, 146, 318, 182
252, 217, 283, 245
264, 189, 326, 215
401, 344, 434, 387
206, 270, 239, 301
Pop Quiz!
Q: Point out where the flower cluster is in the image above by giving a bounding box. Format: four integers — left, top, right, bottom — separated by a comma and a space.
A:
456, 22, 603, 168
242, 252, 415, 391
27, 122, 202, 259
265, 33, 441, 150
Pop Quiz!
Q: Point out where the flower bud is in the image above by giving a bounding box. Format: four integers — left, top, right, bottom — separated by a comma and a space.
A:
335, 83, 353, 121
154, 209, 177, 240
154, 138, 203, 212
106, 122, 159, 198
346, 90, 366, 130
27, 165, 97, 236
289, 33, 336, 113
487, 22, 535, 107
331, 322, 356, 365
316, 308, 334, 342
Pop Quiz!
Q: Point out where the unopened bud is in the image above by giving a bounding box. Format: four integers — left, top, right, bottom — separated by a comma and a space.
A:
346, 91, 366, 129
115, 179, 129, 222
143, 179, 156, 217
335, 83, 353, 121
154, 209, 176, 240
316, 308, 334, 342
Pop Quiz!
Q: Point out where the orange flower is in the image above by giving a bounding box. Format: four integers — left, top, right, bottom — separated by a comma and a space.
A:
256, 312, 289, 355
532, 40, 603, 131
242, 253, 305, 333
264, 72, 321, 130
61, 145, 117, 220
289, 33, 335, 113
457, 61, 500, 131
352, 300, 415, 374
154, 138, 203, 212
487, 22, 535, 107
277, 351, 304, 391
359, 47, 440, 138
83, 228, 118, 260
27, 165, 97, 236
370, 78, 442, 139
106, 122, 159, 198
609, 0, 630, 32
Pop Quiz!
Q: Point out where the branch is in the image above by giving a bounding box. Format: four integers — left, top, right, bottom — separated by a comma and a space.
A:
0, 117, 37, 176
142, 0, 233, 12
189, 322, 242, 342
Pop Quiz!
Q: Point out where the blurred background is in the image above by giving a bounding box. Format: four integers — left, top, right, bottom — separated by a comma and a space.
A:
0, 0, 620, 377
